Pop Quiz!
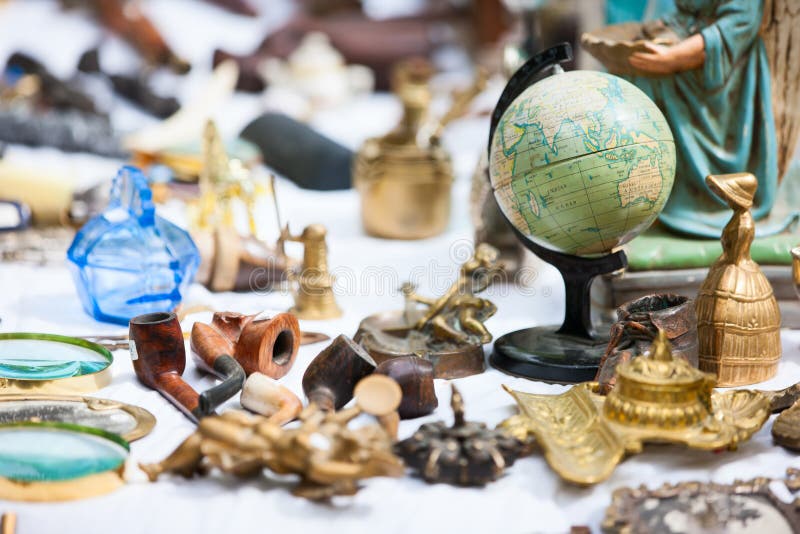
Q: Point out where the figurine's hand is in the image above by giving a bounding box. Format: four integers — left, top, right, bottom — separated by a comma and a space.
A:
629, 34, 705, 74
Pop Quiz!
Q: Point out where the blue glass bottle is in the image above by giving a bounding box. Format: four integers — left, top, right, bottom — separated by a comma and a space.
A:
67, 166, 199, 325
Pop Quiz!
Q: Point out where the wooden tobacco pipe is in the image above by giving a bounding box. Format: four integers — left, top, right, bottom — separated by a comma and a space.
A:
189, 326, 247, 415
376, 356, 438, 419
302, 335, 377, 412
240, 372, 302, 426
191, 311, 299, 378
129, 312, 206, 423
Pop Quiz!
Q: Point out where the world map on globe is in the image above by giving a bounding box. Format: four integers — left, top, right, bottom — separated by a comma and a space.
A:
489, 70, 675, 257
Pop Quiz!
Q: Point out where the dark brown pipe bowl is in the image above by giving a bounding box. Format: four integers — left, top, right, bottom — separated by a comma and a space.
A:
376, 356, 437, 419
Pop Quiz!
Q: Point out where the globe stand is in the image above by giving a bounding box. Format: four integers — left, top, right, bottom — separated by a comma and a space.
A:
490, 224, 627, 382
487, 42, 628, 383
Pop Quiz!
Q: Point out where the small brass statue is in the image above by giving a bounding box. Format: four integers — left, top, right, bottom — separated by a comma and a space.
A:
500, 331, 770, 485
695, 173, 782, 386
139, 404, 403, 501
191, 120, 293, 292
356, 243, 501, 378
279, 223, 342, 320
395, 385, 523, 486
353, 59, 485, 239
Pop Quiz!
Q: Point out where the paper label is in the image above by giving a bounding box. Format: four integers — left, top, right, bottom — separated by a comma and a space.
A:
129, 340, 139, 361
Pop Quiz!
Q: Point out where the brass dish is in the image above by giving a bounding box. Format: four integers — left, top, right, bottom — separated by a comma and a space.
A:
500, 332, 770, 485
0, 395, 155, 441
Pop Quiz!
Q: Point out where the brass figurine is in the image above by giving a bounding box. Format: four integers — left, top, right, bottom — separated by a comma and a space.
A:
357, 243, 501, 378
280, 223, 342, 320
773, 400, 800, 451
696, 173, 782, 386
353, 59, 485, 239
395, 385, 523, 487
139, 405, 403, 501
500, 332, 771, 485
191, 120, 293, 292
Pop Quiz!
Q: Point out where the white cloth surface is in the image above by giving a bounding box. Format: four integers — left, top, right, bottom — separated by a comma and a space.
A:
1, 1, 800, 533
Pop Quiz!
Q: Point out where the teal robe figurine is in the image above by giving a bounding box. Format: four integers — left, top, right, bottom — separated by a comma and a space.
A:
630, 0, 791, 238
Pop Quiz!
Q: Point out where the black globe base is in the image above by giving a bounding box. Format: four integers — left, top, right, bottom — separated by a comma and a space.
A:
490, 326, 610, 383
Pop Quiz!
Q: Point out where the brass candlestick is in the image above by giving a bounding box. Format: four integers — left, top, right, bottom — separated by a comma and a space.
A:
695, 173, 782, 386
280, 224, 342, 320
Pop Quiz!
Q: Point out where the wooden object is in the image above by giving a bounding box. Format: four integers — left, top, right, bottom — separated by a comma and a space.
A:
354, 375, 402, 439
240, 373, 302, 426
129, 312, 204, 423
188, 328, 246, 414
375, 356, 438, 419
1, 513, 15, 534
696, 173, 782, 386
190, 311, 299, 378
302, 335, 376, 411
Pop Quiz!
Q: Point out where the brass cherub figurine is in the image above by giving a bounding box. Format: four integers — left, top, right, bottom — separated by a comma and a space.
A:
139, 404, 403, 501
356, 243, 501, 378
403, 243, 501, 345
279, 223, 342, 320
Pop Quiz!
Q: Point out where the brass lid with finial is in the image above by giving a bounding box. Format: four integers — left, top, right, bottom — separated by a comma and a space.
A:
604, 330, 716, 429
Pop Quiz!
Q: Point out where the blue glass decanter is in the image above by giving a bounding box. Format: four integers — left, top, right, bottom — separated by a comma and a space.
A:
67, 166, 199, 325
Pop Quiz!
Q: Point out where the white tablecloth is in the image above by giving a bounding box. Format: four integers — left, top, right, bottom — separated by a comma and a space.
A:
1, 2, 800, 533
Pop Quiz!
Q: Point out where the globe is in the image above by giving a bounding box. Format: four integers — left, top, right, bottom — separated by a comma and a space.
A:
489, 70, 675, 257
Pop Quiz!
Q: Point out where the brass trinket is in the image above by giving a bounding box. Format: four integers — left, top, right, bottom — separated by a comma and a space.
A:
602, 469, 800, 534
280, 223, 342, 320
356, 243, 501, 378
353, 60, 485, 239
696, 173, 781, 385
773, 400, 800, 451
140, 405, 403, 501
395, 385, 523, 486
500, 332, 770, 485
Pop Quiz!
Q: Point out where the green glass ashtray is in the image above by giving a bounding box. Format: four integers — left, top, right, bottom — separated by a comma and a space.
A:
0, 421, 129, 501
0, 333, 113, 394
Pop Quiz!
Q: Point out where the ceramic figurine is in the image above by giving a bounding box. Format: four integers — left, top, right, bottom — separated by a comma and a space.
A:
583, 0, 800, 238
696, 173, 781, 386
280, 223, 342, 320
139, 405, 403, 501
356, 243, 501, 378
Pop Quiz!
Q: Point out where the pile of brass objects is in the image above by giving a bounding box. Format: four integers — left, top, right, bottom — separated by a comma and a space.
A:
500, 331, 771, 485
353, 60, 486, 239
357, 243, 501, 378
140, 402, 403, 501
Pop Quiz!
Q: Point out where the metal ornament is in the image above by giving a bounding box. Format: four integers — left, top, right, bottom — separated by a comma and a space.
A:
396, 385, 523, 486
601, 470, 800, 534
356, 243, 501, 378
500, 332, 770, 485
773, 400, 800, 451
140, 406, 403, 501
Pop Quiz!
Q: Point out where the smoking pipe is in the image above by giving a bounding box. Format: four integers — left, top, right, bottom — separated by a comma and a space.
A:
191, 311, 300, 378
189, 323, 247, 415
375, 356, 438, 419
302, 335, 377, 412
240, 372, 302, 425
129, 312, 206, 423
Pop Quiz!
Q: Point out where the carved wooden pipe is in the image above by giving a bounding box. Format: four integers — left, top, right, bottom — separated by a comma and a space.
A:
240, 372, 302, 425
375, 356, 438, 419
189, 322, 247, 414
302, 335, 377, 412
191, 311, 299, 378
129, 312, 206, 423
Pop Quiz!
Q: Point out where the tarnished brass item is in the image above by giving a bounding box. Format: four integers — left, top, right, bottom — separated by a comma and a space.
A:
773, 400, 800, 451
696, 173, 781, 386
792, 246, 800, 298
356, 243, 501, 378
353, 60, 485, 239
281, 223, 342, 320
395, 385, 523, 486
601, 469, 800, 533
139, 406, 403, 501
500, 332, 770, 485
191, 120, 293, 292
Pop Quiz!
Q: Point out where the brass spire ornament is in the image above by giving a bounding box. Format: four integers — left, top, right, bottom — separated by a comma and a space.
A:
280, 223, 342, 320
500, 331, 770, 485
695, 173, 782, 386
